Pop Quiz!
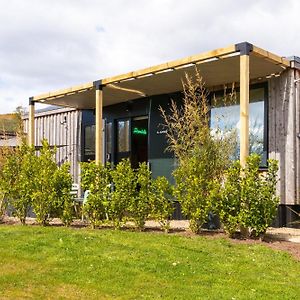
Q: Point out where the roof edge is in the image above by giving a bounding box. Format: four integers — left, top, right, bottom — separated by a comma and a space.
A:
287, 56, 300, 70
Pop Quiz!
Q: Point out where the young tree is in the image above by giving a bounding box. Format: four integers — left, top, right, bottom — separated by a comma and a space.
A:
161, 69, 235, 233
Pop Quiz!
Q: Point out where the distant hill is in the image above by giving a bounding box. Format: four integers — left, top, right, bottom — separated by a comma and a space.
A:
0, 113, 19, 133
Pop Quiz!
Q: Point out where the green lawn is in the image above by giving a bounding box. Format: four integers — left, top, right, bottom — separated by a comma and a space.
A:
0, 226, 299, 299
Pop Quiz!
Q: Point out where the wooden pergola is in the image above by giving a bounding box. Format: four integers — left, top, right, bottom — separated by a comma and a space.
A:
28, 42, 291, 166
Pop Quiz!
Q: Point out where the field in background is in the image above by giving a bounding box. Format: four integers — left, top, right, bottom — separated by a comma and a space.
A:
0, 113, 19, 133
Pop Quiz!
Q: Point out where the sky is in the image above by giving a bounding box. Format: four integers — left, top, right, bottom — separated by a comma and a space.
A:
0, 0, 299, 114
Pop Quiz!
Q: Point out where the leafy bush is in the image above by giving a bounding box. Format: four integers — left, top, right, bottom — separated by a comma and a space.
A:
32, 141, 58, 225
216, 161, 241, 236
0, 139, 73, 225
128, 162, 151, 231
173, 154, 219, 233
218, 154, 279, 237
81, 162, 111, 228
80, 161, 99, 192
149, 176, 174, 232
0, 143, 36, 224
51, 163, 73, 226
32, 140, 73, 226
240, 155, 279, 237
110, 159, 136, 229
81, 160, 175, 231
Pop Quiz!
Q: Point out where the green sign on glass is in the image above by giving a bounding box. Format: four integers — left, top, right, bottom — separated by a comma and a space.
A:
133, 127, 147, 135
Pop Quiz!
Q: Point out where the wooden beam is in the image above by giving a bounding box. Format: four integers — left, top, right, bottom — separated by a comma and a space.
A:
95, 87, 103, 165
28, 99, 35, 146
102, 45, 236, 85
252, 46, 290, 67
240, 55, 250, 167
33, 82, 94, 102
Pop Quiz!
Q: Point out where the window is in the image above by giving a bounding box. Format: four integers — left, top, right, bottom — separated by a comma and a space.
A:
106, 122, 112, 155
210, 87, 267, 166
84, 125, 95, 160
117, 120, 130, 152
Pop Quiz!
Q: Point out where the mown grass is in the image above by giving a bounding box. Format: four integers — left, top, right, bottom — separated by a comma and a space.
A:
0, 225, 299, 299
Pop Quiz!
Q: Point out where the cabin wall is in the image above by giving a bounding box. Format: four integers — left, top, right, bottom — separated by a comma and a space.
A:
268, 68, 299, 205
23, 108, 82, 183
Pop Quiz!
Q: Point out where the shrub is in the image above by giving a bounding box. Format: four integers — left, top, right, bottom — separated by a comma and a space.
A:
173, 154, 219, 233
80, 161, 99, 192
240, 155, 279, 237
32, 141, 57, 225
128, 162, 151, 231
110, 159, 136, 229
81, 162, 111, 229
51, 163, 73, 226
216, 161, 241, 236
32, 140, 73, 226
0, 143, 36, 224
149, 176, 174, 232
161, 69, 235, 233
218, 154, 279, 237
0, 138, 74, 226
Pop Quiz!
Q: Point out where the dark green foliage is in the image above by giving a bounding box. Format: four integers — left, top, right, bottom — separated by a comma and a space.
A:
128, 162, 151, 230
81, 162, 111, 228
81, 160, 174, 231
0, 139, 72, 225
240, 155, 279, 236
31, 140, 73, 226
0, 143, 36, 224
110, 159, 136, 229
216, 161, 242, 236
49, 163, 73, 226
218, 154, 279, 237
149, 176, 174, 232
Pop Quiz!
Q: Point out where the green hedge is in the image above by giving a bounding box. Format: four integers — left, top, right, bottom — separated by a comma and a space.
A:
81, 160, 174, 231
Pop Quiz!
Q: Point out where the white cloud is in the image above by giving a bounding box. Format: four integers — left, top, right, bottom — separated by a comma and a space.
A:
0, 0, 299, 113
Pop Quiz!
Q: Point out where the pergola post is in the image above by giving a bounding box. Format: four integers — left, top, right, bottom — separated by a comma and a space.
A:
95, 81, 103, 165
28, 97, 35, 146
238, 43, 251, 167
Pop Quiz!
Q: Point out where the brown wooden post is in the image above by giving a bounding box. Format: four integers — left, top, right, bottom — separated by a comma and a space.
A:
236, 43, 252, 167
95, 82, 103, 165
28, 97, 35, 146
240, 54, 250, 167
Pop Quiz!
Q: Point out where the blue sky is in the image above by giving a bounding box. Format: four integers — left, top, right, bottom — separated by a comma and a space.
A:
0, 0, 299, 113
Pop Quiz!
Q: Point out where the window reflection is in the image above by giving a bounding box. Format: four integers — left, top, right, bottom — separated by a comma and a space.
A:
117, 120, 130, 152
210, 88, 266, 165
84, 125, 95, 161
106, 122, 112, 155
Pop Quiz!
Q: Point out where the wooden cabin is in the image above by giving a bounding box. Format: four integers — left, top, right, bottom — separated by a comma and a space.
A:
25, 42, 300, 226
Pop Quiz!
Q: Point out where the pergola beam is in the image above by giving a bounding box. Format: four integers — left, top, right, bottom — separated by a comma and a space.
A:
102, 45, 236, 85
